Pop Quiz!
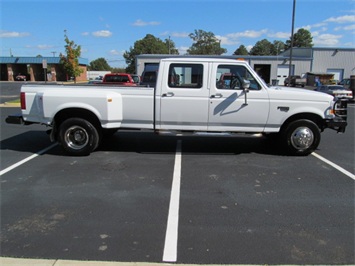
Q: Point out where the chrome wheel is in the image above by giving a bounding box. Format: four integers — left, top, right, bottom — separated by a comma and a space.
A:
290, 126, 314, 150
59, 118, 100, 156
281, 119, 321, 156
64, 125, 89, 150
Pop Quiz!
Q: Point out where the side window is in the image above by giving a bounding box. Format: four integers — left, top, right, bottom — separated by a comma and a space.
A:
168, 63, 203, 89
216, 64, 261, 90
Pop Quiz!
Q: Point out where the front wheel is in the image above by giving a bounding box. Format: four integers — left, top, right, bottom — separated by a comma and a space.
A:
58, 118, 100, 156
281, 119, 321, 156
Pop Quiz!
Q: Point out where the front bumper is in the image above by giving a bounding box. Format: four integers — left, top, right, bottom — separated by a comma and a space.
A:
324, 117, 347, 133
324, 98, 348, 133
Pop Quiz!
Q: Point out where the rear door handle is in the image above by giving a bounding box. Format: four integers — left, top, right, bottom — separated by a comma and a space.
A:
162, 92, 174, 97
210, 93, 223, 98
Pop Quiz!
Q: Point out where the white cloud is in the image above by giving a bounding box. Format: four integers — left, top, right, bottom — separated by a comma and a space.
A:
109, 49, 121, 55
301, 22, 327, 31
171, 32, 189, 38
160, 31, 189, 38
335, 24, 355, 31
178, 46, 189, 55
313, 33, 342, 46
218, 29, 268, 46
216, 35, 239, 46
325, 15, 355, 23
246, 45, 253, 52
37, 44, 53, 50
267, 31, 290, 39
227, 29, 268, 39
132, 19, 160, 26
92, 30, 112, 37
0, 30, 30, 38
82, 32, 90, 36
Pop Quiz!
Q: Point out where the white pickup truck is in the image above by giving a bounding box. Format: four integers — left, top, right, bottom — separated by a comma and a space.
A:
6, 57, 348, 156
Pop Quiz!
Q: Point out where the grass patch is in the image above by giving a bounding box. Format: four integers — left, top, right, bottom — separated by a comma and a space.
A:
7, 98, 20, 103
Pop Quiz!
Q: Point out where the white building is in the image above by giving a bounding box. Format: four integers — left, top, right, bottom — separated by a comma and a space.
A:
136, 47, 355, 86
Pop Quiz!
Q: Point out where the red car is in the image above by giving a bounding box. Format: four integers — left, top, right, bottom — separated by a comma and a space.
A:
102, 73, 137, 86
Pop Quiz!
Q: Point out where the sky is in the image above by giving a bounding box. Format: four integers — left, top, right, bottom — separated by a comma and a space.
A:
1, 0, 354, 68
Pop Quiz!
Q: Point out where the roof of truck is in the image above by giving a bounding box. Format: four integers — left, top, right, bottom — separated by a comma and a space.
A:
160, 57, 249, 64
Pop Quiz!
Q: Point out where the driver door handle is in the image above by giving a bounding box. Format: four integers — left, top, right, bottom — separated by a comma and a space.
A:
210, 93, 223, 98
162, 92, 174, 97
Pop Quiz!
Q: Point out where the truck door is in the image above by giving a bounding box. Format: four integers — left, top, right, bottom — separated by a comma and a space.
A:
157, 62, 210, 130
208, 62, 270, 132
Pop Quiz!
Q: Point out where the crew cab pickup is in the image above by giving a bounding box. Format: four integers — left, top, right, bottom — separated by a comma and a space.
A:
6, 57, 348, 156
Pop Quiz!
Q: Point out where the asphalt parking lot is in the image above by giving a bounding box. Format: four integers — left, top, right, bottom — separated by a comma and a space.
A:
0, 84, 354, 265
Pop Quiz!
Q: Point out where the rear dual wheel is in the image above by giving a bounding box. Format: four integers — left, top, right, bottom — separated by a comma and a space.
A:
58, 118, 100, 156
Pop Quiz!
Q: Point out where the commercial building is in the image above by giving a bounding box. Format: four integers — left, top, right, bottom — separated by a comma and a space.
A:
136, 47, 355, 86
0, 56, 88, 82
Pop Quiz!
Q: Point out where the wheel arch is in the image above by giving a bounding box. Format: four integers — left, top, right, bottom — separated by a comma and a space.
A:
280, 113, 324, 133
52, 108, 102, 140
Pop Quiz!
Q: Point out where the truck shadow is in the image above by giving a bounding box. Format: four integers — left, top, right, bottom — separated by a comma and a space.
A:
98, 131, 285, 156
1, 131, 285, 156
0, 131, 53, 154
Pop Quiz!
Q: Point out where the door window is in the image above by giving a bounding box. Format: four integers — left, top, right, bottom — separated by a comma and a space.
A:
215, 64, 261, 90
168, 63, 203, 88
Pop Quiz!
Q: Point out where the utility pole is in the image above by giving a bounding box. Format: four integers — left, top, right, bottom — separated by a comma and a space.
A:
288, 0, 296, 86
51, 51, 57, 57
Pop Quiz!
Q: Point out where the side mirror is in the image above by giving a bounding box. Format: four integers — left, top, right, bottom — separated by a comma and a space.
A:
242, 80, 250, 92
242, 80, 250, 105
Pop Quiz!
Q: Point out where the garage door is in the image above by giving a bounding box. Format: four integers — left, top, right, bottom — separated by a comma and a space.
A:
277, 65, 293, 85
327, 69, 343, 82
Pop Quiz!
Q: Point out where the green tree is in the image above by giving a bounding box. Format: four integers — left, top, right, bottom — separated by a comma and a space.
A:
165, 37, 179, 55
89, 57, 111, 71
270, 40, 286, 55
286, 28, 313, 49
60, 30, 83, 83
249, 39, 273, 55
111, 67, 126, 73
233, 45, 249, 55
187, 29, 227, 55
123, 34, 179, 73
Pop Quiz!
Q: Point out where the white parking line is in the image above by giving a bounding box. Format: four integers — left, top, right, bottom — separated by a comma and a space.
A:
0, 143, 58, 176
312, 152, 355, 180
162, 140, 182, 262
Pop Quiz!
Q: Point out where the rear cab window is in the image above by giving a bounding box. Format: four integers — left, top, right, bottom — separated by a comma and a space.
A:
168, 63, 203, 89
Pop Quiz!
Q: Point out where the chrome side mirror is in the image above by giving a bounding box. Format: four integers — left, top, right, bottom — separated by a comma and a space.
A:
242, 80, 250, 105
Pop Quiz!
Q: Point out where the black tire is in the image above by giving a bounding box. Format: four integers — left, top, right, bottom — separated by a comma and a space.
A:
281, 119, 321, 156
58, 118, 99, 156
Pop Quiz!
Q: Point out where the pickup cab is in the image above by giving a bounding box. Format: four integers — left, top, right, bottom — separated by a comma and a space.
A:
6, 57, 348, 156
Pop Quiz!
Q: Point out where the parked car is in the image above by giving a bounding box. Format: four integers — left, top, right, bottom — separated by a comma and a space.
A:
88, 76, 103, 84
15, 73, 27, 81
315, 85, 353, 100
284, 75, 306, 87
101, 73, 137, 86
338, 78, 350, 89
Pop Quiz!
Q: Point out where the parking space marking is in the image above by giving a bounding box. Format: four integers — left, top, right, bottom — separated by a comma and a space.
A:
312, 152, 355, 180
162, 140, 182, 262
0, 143, 58, 176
